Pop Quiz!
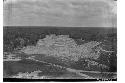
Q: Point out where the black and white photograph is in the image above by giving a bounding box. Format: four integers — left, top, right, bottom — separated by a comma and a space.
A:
3, 0, 117, 82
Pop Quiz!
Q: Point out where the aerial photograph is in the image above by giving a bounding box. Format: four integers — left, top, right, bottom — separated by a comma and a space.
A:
3, 0, 117, 82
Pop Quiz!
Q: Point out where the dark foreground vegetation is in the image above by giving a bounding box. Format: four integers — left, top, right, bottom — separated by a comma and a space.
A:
3, 26, 117, 80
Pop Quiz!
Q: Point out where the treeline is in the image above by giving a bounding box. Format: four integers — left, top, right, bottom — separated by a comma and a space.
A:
3, 26, 117, 52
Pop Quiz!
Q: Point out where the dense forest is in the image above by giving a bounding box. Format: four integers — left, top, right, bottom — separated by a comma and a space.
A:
3, 26, 117, 72
3, 26, 117, 51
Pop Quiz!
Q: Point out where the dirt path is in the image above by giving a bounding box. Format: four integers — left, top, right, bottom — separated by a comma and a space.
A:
26, 56, 116, 79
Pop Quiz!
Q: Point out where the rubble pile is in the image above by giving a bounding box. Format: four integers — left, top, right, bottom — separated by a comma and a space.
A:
21, 34, 102, 61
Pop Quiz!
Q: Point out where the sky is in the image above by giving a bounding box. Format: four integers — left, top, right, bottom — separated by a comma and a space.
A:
3, 0, 117, 27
